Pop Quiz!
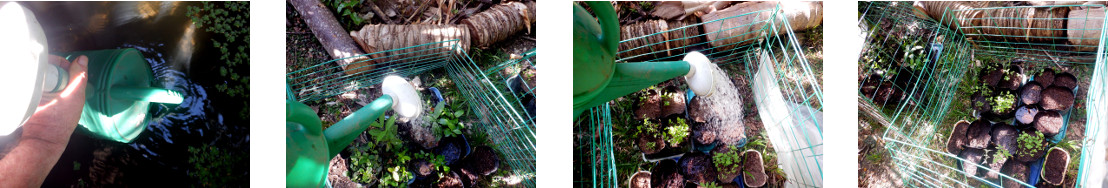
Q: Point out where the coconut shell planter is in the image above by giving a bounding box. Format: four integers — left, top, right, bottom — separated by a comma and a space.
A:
741, 150, 768, 187
943, 65, 1083, 185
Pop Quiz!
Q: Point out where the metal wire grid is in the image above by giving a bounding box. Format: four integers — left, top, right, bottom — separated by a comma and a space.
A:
445, 47, 536, 187
287, 40, 459, 102
287, 39, 536, 187
859, 1, 1107, 187
578, 2, 824, 187
478, 49, 537, 123
574, 104, 618, 187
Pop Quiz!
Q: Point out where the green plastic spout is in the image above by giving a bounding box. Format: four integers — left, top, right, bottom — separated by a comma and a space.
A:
323, 96, 393, 157
110, 86, 184, 104
573, 2, 693, 119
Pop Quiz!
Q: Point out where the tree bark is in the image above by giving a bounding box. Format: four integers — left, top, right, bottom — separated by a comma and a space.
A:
289, 0, 371, 75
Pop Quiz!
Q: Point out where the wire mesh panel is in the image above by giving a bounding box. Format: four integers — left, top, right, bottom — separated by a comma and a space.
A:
287, 40, 462, 102
445, 49, 536, 187
578, 2, 823, 187
476, 49, 537, 124
574, 104, 618, 188
860, 1, 1107, 187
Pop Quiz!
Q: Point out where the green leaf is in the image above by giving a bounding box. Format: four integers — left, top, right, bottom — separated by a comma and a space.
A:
453, 130, 462, 134
453, 110, 464, 117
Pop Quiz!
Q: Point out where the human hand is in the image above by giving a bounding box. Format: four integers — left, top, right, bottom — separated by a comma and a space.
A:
0, 55, 87, 187
22, 55, 88, 145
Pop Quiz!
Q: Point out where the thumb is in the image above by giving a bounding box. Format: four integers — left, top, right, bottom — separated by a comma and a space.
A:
59, 55, 88, 99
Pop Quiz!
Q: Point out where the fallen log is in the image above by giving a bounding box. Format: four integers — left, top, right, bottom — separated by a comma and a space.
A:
289, 0, 370, 75
617, 19, 703, 61
915, 2, 1105, 51
461, 1, 536, 48
349, 24, 470, 65
700, 1, 822, 51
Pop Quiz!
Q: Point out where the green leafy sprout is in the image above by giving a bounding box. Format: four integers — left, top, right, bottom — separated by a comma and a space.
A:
664, 118, 690, 145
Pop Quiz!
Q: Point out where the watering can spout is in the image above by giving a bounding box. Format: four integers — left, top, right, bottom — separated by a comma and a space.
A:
110, 86, 184, 104
322, 75, 421, 157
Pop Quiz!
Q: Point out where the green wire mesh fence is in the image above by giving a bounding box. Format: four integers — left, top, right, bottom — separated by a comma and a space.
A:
445, 48, 536, 187
576, 2, 823, 187
859, 1, 1107, 187
574, 104, 618, 187
287, 39, 536, 187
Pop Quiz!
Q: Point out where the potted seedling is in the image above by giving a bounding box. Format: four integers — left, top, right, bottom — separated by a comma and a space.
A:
460, 146, 500, 176
998, 64, 1024, 91
965, 120, 993, 149
434, 170, 463, 188
664, 118, 691, 148
636, 119, 666, 155
946, 120, 971, 154
1040, 147, 1070, 186
651, 159, 684, 188
635, 88, 663, 120
453, 167, 479, 188
959, 148, 985, 177
983, 146, 1013, 179
741, 149, 767, 187
628, 171, 651, 188
1019, 81, 1043, 106
986, 91, 1018, 119
678, 152, 717, 184
971, 90, 993, 116
659, 85, 687, 118
1040, 86, 1074, 111
1034, 68, 1055, 88
1014, 105, 1039, 127
1013, 130, 1048, 163
1052, 72, 1077, 90
980, 63, 1005, 88
1001, 160, 1030, 188
1034, 110, 1065, 137
712, 145, 743, 183
409, 151, 448, 181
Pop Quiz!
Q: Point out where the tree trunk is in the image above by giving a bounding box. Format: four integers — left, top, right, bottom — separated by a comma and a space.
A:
461, 1, 536, 48
617, 19, 703, 61
700, 1, 822, 51
289, 0, 370, 75
349, 24, 470, 66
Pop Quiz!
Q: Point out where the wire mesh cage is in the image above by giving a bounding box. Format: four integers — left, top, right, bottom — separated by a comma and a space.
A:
287, 39, 536, 187
576, 2, 823, 187
859, 1, 1108, 187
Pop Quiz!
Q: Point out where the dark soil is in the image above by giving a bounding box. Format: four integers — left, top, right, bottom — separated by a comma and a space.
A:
1019, 81, 1042, 105
636, 89, 663, 120
1041, 148, 1069, 185
678, 152, 717, 184
1053, 72, 1077, 90
435, 136, 468, 165
1035, 69, 1055, 88
660, 86, 687, 118
966, 120, 993, 149
982, 66, 1004, 88
1013, 129, 1049, 163
999, 65, 1024, 91
742, 150, 767, 187
971, 91, 992, 115
958, 148, 985, 178
1040, 86, 1074, 111
435, 171, 463, 188
860, 75, 904, 107
399, 120, 441, 149
1000, 160, 1029, 188
947, 120, 970, 154
412, 159, 435, 178
464, 146, 500, 176
651, 159, 685, 188
629, 171, 651, 188
454, 168, 479, 188
1034, 110, 1064, 137
1015, 105, 1039, 126
638, 135, 666, 155
691, 123, 717, 147
990, 124, 1019, 157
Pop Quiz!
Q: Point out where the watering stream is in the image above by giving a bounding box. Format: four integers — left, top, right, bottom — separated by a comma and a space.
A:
0, 2, 249, 186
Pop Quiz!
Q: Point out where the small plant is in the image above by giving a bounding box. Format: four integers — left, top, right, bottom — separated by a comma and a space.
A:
322, 0, 365, 30
380, 165, 414, 187
427, 102, 467, 139
712, 145, 743, 178
990, 92, 1016, 114
188, 145, 244, 186
701, 182, 722, 188
993, 147, 1012, 162
367, 115, 403, 151
187, 2, 250, 118
349, 147, 379, 183
663, 118, 690, 145
1017, 131, 1047, 154
414, 151, 450, 175
866, 153, 882, 163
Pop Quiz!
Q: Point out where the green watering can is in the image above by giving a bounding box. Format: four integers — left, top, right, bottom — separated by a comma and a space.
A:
286, 75, 422, 187
573, 1, 717, 119
0, 3, 183, 143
